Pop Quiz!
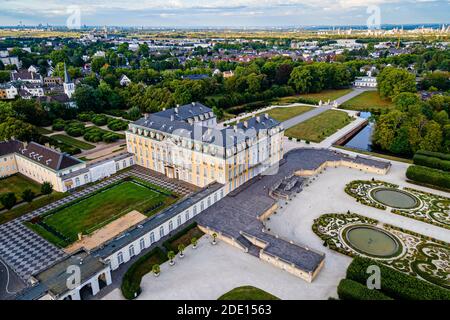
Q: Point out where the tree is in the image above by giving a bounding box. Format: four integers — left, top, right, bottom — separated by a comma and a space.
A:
419, 120, 443, 152
0, 117, 37, 141
41, 182, 53, 196
377, 67, 417, 100
1, 192, 17, 210
191, 237, 198, 249
167, 251, 175, 266
21, 189, 35, 203
91, 56, 107, 73
178, 244, 186, 258
393, 92, 421, 112
152, 264, 160, 276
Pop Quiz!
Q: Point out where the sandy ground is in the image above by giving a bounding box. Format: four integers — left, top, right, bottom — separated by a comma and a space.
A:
65, 210, 147, 253
102, 236, 345, 300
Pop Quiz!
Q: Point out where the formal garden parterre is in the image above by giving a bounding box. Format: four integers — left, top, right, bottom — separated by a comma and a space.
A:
312, 213, 450, 289
345, 180, 450, 229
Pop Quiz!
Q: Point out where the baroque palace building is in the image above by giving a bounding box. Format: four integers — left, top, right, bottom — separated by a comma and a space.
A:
126, 102, 285, 192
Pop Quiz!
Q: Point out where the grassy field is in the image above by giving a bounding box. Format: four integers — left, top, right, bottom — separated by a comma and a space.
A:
51, 134, 96, 150
259, 106, 313, 122
274, 89, 353, 105
339, 91, 394, 112
286, 110, 353, 143
0, 174, 42, 210
31, 179, 177, 246
0, 174, 42, 199
36, 127, 53, 135
218, 286, 280, 300
227, 106, 314, 125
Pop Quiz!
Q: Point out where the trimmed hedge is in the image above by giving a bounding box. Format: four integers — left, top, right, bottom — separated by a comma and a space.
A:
406, 165, 450, 189
121, 247, 167, 300
413, 153, 450, 172
346, 257, 450, 300
162, 222, 203, 253
337, 279, 393, 300
416, 150, 450, 161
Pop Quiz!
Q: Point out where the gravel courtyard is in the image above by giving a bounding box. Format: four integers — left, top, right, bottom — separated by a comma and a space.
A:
102, 236, 344, 300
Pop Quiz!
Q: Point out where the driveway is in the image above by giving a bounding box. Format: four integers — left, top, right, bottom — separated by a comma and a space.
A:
0, 258, 25, 300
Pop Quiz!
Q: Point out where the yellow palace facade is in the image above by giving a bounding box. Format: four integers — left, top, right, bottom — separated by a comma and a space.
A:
126, 102, 284, 192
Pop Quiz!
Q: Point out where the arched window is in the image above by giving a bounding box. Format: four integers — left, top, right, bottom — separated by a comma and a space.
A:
169, 220, 173, 232
177, 215, 182, 227
149, 232, 155, 244
140, 238, 145, 251
159, 226, 164, 238
129, 245, 135, 258
117, 252, 124, 265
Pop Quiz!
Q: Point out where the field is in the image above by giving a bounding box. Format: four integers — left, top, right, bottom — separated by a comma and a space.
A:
339, 91, 394, 112
285, 110, 353, 143
50, 134, 96, 150
28, 179, 178, 246
275, 89, 353, 105
259, 106, 313, 122
218, 286, 280, 300
0, 174, 42, 209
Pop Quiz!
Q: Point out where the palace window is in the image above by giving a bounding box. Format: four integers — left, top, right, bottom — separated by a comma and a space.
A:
149, 232, 155, 244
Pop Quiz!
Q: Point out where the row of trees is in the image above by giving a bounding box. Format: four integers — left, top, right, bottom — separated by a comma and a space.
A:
0, 182, 53, 210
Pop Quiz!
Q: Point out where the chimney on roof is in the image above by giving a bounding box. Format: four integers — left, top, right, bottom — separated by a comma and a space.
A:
191, 102, 195, 106
175, 105, 179, 113
256, 116, 261, 123
162, 107, 166, 111
144, 113, 149, 119
265, 113, 269, 119
243, 121, 248, 128
170, 115, 174, 121
233, 125, 237, 132
23, 141, 28, 148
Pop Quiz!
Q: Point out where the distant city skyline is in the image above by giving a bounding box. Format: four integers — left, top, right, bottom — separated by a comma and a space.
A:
0, 1, 449, 28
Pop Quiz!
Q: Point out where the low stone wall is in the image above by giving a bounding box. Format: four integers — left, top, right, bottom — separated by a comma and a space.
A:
294, 160, 389, 177
258, 203, 278, 221
197, 225, 247, 253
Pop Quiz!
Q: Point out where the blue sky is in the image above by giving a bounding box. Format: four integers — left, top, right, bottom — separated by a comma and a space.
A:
0, 0, 448, 27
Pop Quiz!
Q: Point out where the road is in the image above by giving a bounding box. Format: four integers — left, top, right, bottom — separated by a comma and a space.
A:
0, 258, 25, 300
281, 88, 370, 130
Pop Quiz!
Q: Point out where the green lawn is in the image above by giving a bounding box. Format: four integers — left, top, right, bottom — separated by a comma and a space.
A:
259, 106, 313, 122
218, 286, 280, 300
0, 174, 42, 209
30, 179, 177, 246
274, 89, 353, 105
36, 127, 53, 135
286, 110, 353, 143
51, 134, 96, 150
228, 106, 314, 126
339, 91, 394, 112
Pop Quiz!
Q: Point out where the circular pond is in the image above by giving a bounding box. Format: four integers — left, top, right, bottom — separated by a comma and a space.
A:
371, 188, 419, 209
344, 225, 402, 258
